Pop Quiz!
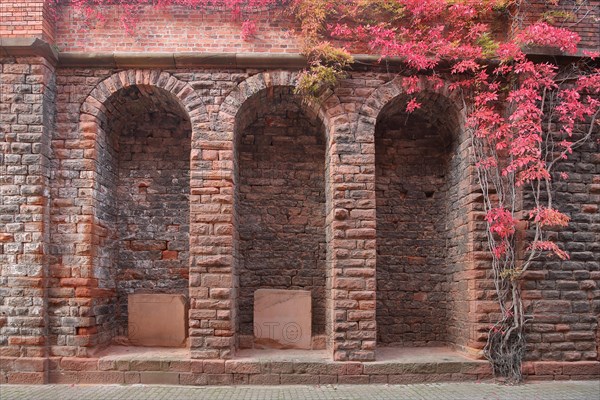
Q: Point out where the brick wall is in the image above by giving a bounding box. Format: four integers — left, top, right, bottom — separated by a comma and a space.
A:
375, 98, 453, 346
0, 57, 598, 380
0, 0, 598, 385
54, 4, 302, 53
0, 0, 55, 42
0, 1, 597, 55
520, 0, 600, 51
107, 86, 192, 330
0, 55, 55, 383
236, 87, 327, 336
523, 127, 600, 362
48, 2, 599, 54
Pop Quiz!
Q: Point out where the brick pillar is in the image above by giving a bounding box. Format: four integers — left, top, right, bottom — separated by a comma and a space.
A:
188, 142, 236, 359
328, 102, 377, 362
188, 90, 234, 360
447, 149, 490, 357
0, 55, 55, 383
53, 78, 117, 357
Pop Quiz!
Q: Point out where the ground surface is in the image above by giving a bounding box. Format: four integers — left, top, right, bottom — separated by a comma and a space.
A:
2, 381, 599, 400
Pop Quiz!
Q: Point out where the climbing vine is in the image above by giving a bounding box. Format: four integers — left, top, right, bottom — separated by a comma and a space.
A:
466, 48, 599, 383
293, 2, 600, 382
51, 0, 600, 383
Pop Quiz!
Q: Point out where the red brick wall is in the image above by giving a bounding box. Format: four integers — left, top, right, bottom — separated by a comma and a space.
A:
54, 4, 302, 53
1, 2, 597, 54
520, 0, 600, 51
0, 0, 55, 42
48, 2, 599, 53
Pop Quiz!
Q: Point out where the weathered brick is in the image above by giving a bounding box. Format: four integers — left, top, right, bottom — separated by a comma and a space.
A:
249, 374, 281, 384
140, 371, 180, 385
1, 14, 597, 370
14, 358, 46, 372
7, 372, 45, 384
60, 358, 98, 372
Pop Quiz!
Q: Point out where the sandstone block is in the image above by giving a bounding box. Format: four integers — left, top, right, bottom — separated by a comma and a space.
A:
128, 294, 187, 347
254, 289, 311, 350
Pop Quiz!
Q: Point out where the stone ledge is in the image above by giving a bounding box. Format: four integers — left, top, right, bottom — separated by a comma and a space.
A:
0, 37, 58, 64
2, 37, 591, 69
58, 51, 308, 68
1, 33, 595, 71
57, 52, 414, 69
5, 356, 599, 385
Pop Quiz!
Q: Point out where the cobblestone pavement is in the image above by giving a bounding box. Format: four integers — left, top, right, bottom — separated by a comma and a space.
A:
1, 381, 599, 400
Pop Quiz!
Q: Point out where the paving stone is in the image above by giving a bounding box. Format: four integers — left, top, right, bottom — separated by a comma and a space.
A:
1, 382, 600, 400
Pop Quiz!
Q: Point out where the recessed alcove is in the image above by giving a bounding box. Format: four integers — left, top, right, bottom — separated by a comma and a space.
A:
234, 86, 327, 348
375, 94, 460, 348
97, 85, 192, 345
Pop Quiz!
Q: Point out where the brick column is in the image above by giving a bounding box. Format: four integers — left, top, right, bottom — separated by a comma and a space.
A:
50, 73, 112, 358
188, 142, 236, 359
447, 153, 489, 357
187, 86, 235, 360
0, 55, 55, 383
327, 96, 377, 362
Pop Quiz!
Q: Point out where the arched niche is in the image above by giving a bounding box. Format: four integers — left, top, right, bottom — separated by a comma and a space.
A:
234, 85, 328, 340
72, 70, 206, 350
101, 85, 192, 333
374, 90, 463, 347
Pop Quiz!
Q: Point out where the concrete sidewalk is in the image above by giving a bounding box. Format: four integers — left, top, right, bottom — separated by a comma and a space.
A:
1, 381, 599, 400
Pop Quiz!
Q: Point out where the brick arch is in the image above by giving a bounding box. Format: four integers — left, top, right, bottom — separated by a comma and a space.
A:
215, 71, 351, 357
80, 70, 208, 132
216, 71, 347, 143
216, 71, 350, 231
361, 76, 482, 355
356, 76, 466, 140
69, 70, 206, 354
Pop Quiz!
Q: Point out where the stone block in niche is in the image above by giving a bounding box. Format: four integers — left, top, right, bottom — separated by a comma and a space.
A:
254, 289, 311, 350
128, 293, 187, 347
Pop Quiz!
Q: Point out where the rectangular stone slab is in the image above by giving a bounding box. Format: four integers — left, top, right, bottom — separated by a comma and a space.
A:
128, 294, 187, 347
254, 289, 311, 350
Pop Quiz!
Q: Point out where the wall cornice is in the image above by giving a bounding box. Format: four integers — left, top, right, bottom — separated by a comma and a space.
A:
1, 38, 592, 70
